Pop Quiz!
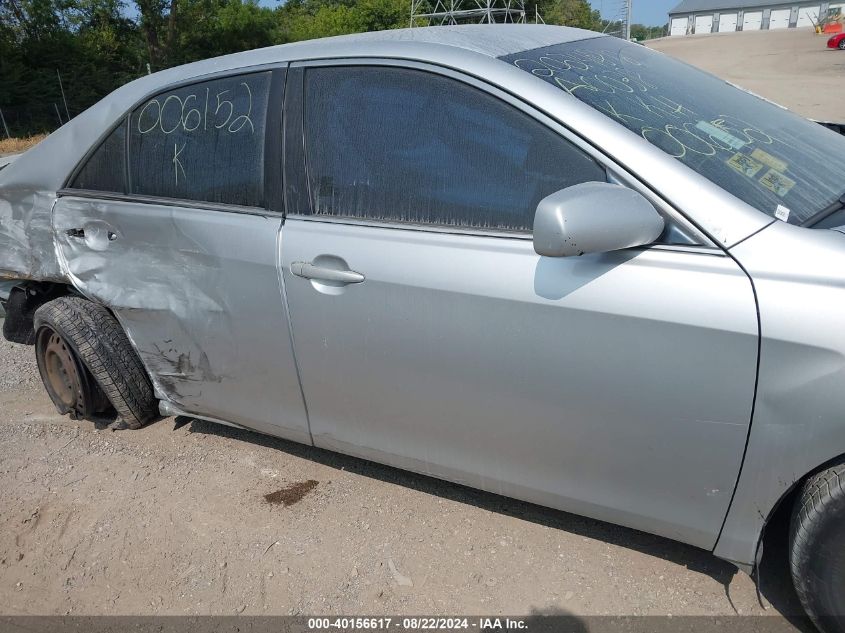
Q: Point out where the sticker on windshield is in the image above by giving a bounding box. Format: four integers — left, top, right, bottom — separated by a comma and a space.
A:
775, 204, 791, 222
727, 153, 764, 178
751, 148, 789, 173
695, 121, 747, 150
760, 169, 796, 197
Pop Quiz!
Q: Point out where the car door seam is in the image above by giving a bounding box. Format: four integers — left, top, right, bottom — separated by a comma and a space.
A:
712, 253, 763, 552
275, 223, 314, 446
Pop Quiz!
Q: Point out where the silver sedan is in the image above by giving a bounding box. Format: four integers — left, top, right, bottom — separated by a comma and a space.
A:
1, 24, 844, 630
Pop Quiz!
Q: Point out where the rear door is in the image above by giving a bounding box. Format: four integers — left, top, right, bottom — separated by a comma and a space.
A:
280, 62, 759, 549
54, 68, 310, 442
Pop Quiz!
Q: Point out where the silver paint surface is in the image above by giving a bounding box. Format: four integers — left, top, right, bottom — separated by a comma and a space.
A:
714, 221, 845, 567
281, 220, 758, 549
532, 182, 665, 257
53, 196, 310, 443
1, 25, 843, 570
0, 24, 770, 282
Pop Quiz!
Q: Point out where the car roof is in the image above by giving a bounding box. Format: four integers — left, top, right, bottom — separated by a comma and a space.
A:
143, 24, 601, 88
0, 25, 602, 193
181, 24, 599, 68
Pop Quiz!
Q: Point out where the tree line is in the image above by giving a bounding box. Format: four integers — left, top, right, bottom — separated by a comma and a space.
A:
0, 0, 662, 136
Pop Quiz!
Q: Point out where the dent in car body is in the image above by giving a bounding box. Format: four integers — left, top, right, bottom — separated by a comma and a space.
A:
1, 25, 840, 570
0, 190, 65, 281
53, 196, 311, 443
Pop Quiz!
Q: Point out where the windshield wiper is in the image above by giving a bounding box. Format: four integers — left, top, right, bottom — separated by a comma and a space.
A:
801, 191, 845, 227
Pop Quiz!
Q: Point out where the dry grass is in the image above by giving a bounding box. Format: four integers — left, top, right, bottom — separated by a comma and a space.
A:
0, 133, 48, 156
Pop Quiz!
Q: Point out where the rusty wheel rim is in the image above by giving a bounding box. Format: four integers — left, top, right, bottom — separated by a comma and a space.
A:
40, 328, 82, 410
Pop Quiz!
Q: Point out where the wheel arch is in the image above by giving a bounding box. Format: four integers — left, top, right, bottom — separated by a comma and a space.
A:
1, 280, 77, 344
754, 451, 845, 580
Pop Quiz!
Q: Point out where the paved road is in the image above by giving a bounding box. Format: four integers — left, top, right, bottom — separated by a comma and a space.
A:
648, 28, 845, 122
0, 331, 810, 625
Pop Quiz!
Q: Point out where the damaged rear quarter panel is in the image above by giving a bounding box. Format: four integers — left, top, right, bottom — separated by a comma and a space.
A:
0, 189, 64, 281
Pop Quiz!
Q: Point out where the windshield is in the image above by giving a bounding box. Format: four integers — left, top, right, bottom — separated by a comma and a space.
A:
500, 37, 845, 226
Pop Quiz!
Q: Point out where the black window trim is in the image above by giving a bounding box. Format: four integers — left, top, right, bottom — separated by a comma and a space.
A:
60, 61, 288, 217
285, 57, 714, 248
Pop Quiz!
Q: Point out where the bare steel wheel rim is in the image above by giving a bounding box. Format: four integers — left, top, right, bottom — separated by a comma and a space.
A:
38, 327, 83, 410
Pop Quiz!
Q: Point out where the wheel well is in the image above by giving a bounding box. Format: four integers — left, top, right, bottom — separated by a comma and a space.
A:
1, 281, 76, 344
756, 452, 845, 584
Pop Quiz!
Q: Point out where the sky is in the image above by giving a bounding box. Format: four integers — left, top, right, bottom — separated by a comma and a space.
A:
128, 0, 677, 29
588, 0, 677, 26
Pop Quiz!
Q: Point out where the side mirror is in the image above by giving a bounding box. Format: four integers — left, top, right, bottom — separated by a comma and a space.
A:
533, 182, 665, 257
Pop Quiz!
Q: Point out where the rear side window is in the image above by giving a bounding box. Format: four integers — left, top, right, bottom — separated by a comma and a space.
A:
302, 66, 605, 232
70, 120, 127, 192
128, 72, 271, 207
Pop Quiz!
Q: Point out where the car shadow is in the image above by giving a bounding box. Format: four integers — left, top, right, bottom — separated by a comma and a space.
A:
179, 416, 811, 626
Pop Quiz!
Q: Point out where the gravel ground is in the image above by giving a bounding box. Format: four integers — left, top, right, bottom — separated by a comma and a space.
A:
0, 26, 833, 628
648, 28, 845, 122
0, 335, 40, 392
0, 320, 810, 625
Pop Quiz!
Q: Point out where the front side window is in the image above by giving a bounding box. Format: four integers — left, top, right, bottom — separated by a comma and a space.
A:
302, 66, 606, 232
501, 37, 845, 225
128, 72, 271, 207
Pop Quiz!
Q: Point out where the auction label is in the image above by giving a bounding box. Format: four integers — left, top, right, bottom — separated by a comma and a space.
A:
307, 617, 528, 631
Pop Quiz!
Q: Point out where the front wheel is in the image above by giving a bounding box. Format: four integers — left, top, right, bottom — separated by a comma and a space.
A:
839, 39, 845, 50
790, 461, 845, 633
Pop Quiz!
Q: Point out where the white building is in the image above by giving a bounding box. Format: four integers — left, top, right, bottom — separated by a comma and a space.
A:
668, 0, 843, 35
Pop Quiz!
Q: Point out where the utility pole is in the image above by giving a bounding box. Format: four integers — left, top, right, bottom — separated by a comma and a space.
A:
56, 69, 70, 122
0, 109, 10, 140
624, 0, 632, 40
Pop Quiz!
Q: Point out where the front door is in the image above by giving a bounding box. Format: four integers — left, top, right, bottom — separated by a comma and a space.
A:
54, 68, 309, 442
281, 63, 759, 549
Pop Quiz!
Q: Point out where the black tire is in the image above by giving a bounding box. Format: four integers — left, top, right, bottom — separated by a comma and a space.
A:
790, 461, 845, 633
33, 296, 157, 429
839, 39, 845, 50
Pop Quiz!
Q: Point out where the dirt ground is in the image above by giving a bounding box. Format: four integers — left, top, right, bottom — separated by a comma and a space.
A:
0, 324, 812, 625
648, 28, 845, 122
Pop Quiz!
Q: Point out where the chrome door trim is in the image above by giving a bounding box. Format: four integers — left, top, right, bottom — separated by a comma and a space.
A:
56, 190, 284, 219
284, 212, 725, 256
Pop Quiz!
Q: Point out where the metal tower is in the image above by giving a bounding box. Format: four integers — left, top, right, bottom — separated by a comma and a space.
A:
601, 0, 633, 40
410, 0, 535, 27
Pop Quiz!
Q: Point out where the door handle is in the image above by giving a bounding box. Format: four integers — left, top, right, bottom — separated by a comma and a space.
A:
290, 261, 365, 284
65, 227, 118, 242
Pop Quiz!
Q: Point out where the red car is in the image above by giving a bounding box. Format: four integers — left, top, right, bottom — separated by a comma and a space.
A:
828, 32, 845, 49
